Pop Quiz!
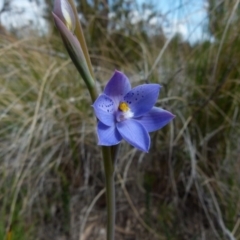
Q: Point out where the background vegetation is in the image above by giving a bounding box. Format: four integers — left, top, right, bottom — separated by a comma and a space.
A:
0, 0, 240, 239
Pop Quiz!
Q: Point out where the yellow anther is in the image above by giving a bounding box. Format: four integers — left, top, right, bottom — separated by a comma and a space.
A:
118, 102, 130, 112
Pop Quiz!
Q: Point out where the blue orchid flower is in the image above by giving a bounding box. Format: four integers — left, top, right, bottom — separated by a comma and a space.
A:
93, 71, 175, 152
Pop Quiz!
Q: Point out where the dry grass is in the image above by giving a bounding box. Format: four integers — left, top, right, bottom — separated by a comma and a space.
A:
0, 1, 240, 239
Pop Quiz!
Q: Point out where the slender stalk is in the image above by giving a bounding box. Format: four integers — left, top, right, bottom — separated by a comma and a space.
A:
59, 3, 116, 239
102, 146, 115, 240
111, 145, 119, 163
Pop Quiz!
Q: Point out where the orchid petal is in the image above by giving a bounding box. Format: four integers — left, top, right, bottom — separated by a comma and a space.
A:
136, 107, 175, 132
97, 122, 122, 146
117, 119, 150, 152
92, 94, 115, 126
124, 84, 161, 117
104, 71, 131, 106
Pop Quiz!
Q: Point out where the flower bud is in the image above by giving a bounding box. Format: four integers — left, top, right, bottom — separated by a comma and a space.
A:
52, 12, 95, 89
53, 0, 76, 32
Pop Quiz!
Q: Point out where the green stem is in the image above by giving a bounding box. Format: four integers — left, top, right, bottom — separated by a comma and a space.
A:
64, 3, 116, 239
111, 145, 119, 163
102, 146, 115, 240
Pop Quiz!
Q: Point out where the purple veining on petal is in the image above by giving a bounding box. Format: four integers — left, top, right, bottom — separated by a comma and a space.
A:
124, 84, 161, 117
92, 94, 115, 126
